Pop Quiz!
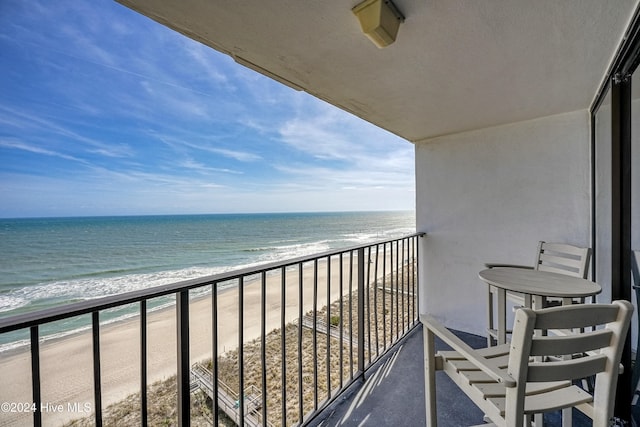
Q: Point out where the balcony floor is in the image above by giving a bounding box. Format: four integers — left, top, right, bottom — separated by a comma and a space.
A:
311, 324, 604, 427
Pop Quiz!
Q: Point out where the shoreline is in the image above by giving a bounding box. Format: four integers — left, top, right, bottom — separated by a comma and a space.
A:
0, 278, 243, 358
0, 253, 394, 426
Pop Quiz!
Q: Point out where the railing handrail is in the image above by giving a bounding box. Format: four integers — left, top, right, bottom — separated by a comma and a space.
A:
0, 233, 424, 334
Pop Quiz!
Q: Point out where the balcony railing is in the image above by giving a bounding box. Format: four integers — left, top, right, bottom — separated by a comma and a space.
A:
0, 233, 424, 427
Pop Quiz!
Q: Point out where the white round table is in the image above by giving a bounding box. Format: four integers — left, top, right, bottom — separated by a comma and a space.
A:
479, 267, 601, 345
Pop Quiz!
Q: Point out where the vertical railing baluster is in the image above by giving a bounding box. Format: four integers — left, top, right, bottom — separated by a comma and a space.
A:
414, 236, 418, 324
395, 240, 400, 340
212, 282, 219, 425
176, 291, 190, 427
326, 256, 331, 400
238, 277, 245, 426
373, 244, 379, 356
411, 237, 416, 324
140, 301, 148, 427
357, 248, 365, 375
297, 263, 304, 423
366, 247, 372, 365
402, 238, 406, 334
261, 271, 268, 426
384, 242, 394, 342
411, 237, 415, 324
339, 252, 344, 390
411, 237, 418, 323
382, 243, 387, 349
281, 266, 287, 427
30, 326, 41, 427
92, 311, 103, 427
313, 259, 318, 411
348, 251, 354, 380
416, 235, 420, 325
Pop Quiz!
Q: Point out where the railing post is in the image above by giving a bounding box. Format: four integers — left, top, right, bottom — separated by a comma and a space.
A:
140, 301, 148, 427
238, 277, 245, 426
177, 290, 190, 427
212, 283, 219, 425
92, 312, 102, 427
30, 326, 42, 427
357, 247, 365, 375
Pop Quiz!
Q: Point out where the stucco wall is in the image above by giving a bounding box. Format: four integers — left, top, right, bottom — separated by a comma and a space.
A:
416, 110, 591, 335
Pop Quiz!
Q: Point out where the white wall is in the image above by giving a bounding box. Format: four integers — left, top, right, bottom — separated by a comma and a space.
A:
416, 110, 591, 335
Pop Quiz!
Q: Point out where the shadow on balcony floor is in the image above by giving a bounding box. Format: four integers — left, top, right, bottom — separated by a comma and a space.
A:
311, 325, 601, 427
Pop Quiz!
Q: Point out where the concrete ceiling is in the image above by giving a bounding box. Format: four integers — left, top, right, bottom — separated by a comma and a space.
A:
118, 0, 638, 143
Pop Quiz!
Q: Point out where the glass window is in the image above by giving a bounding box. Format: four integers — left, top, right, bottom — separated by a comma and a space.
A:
594, 88, 612, 303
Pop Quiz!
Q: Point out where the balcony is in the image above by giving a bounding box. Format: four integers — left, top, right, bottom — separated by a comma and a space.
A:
2, 231, 624, 427
0, 234, 423, 427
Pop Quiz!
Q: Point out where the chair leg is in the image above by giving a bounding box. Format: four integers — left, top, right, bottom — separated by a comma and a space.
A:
497, 288, 507, 345
487, 285, 495, 347
533, 413, 543, 427
423, 325, 438, 427
562, 407, 573, 426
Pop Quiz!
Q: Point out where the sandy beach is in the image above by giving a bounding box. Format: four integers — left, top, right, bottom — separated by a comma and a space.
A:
0, 252, 397, 426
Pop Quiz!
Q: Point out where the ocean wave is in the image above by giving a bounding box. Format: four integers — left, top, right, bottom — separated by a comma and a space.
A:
0, 265, 236, 317
342, 227, 415, 244
254, 240, 332, 263
0, 298, 181, 354
0, 294, 24, 314
243, 247, 272, 252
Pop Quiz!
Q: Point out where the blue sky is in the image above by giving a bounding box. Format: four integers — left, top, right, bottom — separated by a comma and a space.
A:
0, 1, 415, 218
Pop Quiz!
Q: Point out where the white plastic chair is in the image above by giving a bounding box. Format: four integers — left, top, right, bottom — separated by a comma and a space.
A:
422, 300, 633, 427
486, 241, 592, 346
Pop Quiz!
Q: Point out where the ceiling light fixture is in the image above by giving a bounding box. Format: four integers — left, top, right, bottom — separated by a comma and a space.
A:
352, 0, 405, 48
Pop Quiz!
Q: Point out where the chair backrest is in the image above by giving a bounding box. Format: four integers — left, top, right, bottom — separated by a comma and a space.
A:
632, 250, 640, 288
505, 301, 633, 427
632, 251, 640, 395
534, 241, 592, 279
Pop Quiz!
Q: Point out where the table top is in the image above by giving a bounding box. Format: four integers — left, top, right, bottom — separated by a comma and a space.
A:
478, 267, 601, 298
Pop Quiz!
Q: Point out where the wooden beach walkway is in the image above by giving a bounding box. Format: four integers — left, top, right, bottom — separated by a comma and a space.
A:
191, 364, 268, 427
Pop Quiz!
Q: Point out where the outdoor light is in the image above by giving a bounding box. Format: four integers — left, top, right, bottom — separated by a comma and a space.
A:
352, 0, 405, 48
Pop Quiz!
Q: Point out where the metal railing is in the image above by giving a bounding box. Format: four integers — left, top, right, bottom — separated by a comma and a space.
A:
0, 233, 424, 427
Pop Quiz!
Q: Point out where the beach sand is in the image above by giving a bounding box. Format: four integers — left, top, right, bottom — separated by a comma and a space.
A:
0, 252, 396, 426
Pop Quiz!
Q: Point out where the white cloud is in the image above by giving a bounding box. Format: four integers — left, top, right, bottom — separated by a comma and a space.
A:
178, 158, 242, 175
0, 138, 88, 164
0, 105, 134, 158
183, 41, 231, 86
157, 134, 262, 162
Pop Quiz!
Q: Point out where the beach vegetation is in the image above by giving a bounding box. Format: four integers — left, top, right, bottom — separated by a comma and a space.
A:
330, 315, 341, 327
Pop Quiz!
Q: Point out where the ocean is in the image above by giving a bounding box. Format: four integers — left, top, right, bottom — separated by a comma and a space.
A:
0, 211, 415, 351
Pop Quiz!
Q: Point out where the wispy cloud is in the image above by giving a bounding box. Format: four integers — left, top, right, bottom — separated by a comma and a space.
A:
0, 138, 88, 164
0, 105, 134, 158
183, 42, 231, 86
178, 158, 242, 175
157, 134, 262, 162
279, 119, 354, 160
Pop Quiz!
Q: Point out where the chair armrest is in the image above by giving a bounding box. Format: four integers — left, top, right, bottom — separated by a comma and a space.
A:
484, 263, 534, 270
421, 314, 516, 387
